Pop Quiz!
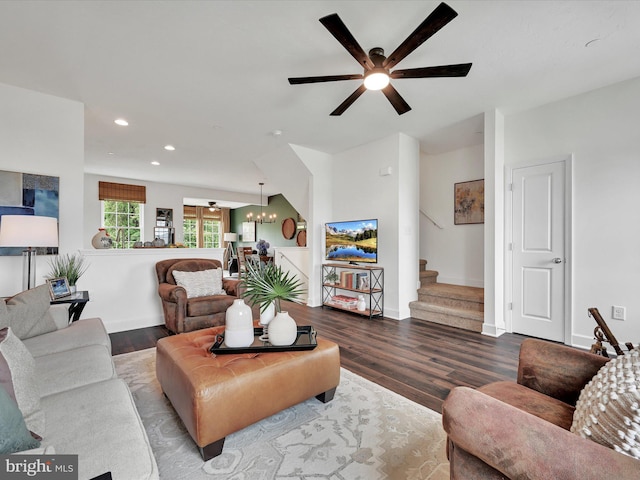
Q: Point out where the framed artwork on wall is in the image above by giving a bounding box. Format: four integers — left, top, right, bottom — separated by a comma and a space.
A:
0, 169, 60, 256
242, 221, 256, 242
454, 179, 484, 225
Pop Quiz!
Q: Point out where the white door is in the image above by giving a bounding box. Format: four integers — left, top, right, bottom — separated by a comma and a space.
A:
511, 161, 565, 342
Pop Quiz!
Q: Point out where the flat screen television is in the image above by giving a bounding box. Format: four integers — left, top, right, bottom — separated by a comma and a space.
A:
325, 219, 378, 264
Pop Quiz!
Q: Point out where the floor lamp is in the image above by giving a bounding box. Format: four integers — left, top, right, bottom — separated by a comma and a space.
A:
0, 215, 59, 290
223, 232, 237, 273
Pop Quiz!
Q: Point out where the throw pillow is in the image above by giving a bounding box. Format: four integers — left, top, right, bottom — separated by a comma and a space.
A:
0, 385, 41, 454
3, 285, 57, 340
571, 347, 640, 459
172, 269, 226, 298
0, 328, 45, 437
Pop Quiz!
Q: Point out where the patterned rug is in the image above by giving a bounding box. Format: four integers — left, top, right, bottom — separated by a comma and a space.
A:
113, 348, 449, 480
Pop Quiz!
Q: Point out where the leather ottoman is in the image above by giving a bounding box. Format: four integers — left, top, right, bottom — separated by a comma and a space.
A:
155, 325, 341, 460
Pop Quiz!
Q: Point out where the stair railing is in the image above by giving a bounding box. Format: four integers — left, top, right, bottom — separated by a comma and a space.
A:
420, 209, 444, 229
277, 252, 309, 303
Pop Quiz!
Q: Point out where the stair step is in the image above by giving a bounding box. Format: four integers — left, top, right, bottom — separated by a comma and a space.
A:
419, 270, 438, 285
409, 301, 483, 333
417, 283, 484, 312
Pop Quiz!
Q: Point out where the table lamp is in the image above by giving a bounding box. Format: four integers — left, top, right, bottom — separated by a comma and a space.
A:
0, 215, 59, 290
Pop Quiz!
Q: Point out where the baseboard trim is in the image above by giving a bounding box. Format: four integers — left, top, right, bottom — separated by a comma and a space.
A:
482, 323, 505, 337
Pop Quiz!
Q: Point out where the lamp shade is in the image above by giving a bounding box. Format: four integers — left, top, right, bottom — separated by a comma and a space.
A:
0, 215, 59, 247
223, 232, 238, 242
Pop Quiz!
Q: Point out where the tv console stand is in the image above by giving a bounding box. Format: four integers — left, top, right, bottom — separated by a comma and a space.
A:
321, 263, 383, 319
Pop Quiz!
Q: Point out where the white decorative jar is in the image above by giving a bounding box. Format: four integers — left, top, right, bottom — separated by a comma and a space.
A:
267, 311, 298, 346
357, 295, 366, 312
259, 301, 276, 341
91, 228, 112, 249
224, 299, 254, 348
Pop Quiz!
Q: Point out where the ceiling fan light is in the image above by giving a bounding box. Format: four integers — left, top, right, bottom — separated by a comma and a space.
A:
364, 71, 390, 91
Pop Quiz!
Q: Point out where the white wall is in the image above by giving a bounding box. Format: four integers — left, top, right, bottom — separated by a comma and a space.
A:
290, 144, 333, 308
420, 144, 484, 287
332, 133, 420, 319
504, 76, 640, 348
0, 82, 84, 297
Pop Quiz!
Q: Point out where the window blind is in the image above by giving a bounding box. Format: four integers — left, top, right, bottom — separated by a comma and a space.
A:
98, 181, 146, 203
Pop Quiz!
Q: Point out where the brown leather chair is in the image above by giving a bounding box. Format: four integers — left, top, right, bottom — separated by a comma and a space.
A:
155, 258, 258, 334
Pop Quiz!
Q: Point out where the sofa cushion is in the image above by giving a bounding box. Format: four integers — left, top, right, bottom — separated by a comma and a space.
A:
0, 384, 40, 454
479, 381, 576, 430
571, 347, 640, 459
0, 328, 45, 436
172, 268, 226, 298
0, 285, 57, 340
22, 317, 111, 358
40, 378, 158, 480
36, 344, 116, 397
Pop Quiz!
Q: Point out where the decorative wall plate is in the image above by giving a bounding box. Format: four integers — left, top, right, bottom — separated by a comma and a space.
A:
282, 217, 296, 239
296, 230, 307, 247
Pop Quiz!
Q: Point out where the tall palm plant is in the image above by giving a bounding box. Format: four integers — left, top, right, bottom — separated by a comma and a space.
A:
241, 261, 305, 313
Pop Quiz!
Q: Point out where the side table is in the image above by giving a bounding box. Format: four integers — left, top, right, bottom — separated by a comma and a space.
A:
51, 290, 90, 323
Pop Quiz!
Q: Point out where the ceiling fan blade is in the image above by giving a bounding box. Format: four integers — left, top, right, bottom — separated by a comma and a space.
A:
390, 63, 472, 79
330, 84, 367, 116
383, 2, 458, 70
288, 74, 364, 85
382, 84, 411, 115
320, 13, 375, 70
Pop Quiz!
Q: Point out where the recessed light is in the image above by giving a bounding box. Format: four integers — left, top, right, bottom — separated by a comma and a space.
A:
114, 118, 129, 126
271, 129, 283, 136
107, 152, 115, 155
151, 161, 160, 166
164, 145, 175, 151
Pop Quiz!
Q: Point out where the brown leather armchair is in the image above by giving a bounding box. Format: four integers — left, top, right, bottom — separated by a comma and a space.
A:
155, 258, 258, 334
442, 339, 639, 479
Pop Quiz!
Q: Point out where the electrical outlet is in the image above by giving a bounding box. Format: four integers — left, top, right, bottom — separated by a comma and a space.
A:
612, 306, 626, 321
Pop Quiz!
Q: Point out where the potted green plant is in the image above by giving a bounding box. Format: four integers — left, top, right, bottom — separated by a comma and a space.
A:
241, 261, 305, 346
324, 270, 339, 285
47, 253, 89, 292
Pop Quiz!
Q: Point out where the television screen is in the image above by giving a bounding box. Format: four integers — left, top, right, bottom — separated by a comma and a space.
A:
325, 219, 378, 264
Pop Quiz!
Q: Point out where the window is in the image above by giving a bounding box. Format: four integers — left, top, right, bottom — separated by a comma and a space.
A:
98, 181, 145, 249
102, 200, 142, 248
183, 206, 222, 248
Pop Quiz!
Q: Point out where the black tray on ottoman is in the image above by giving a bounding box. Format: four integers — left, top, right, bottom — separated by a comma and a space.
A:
210, 326, 317, 354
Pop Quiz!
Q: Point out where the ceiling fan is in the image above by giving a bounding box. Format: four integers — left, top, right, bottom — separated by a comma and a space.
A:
208, 201, 220, 212
287, 2, 472, 116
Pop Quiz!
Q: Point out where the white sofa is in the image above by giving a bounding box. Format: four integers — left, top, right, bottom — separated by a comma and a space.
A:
1, 286, 158, 480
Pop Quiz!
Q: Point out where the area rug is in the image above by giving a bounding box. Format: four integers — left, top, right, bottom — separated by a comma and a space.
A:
113, 348, 449, 480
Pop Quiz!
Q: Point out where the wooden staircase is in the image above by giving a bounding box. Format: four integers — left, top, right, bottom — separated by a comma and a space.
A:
410, 260, 484, 332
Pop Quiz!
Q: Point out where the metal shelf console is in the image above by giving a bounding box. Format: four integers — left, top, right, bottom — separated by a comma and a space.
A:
321, 263, 384, 319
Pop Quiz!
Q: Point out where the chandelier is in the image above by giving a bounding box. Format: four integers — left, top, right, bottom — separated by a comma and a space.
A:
247, 182, 276, 224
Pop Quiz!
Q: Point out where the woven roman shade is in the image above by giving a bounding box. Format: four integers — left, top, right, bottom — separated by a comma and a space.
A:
98, 181, 146, 203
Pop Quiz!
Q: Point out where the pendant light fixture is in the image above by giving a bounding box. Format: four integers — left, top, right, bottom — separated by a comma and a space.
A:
247, 182, 276, 224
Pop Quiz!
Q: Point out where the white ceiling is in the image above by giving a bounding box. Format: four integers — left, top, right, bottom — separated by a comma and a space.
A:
1, 1, 640, 198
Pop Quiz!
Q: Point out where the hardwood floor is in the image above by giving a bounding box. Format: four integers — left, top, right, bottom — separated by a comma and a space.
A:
109, 302, 528, 412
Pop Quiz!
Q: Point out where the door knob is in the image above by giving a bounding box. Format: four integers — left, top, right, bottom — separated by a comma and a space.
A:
552, 257, 563, 264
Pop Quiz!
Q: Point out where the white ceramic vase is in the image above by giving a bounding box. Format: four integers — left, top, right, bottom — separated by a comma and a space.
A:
91, 228, 112, 249
357, 295, 366, 312
259, 301, 276, 341
267, 311, 298, 346
224, 299, 254, 348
